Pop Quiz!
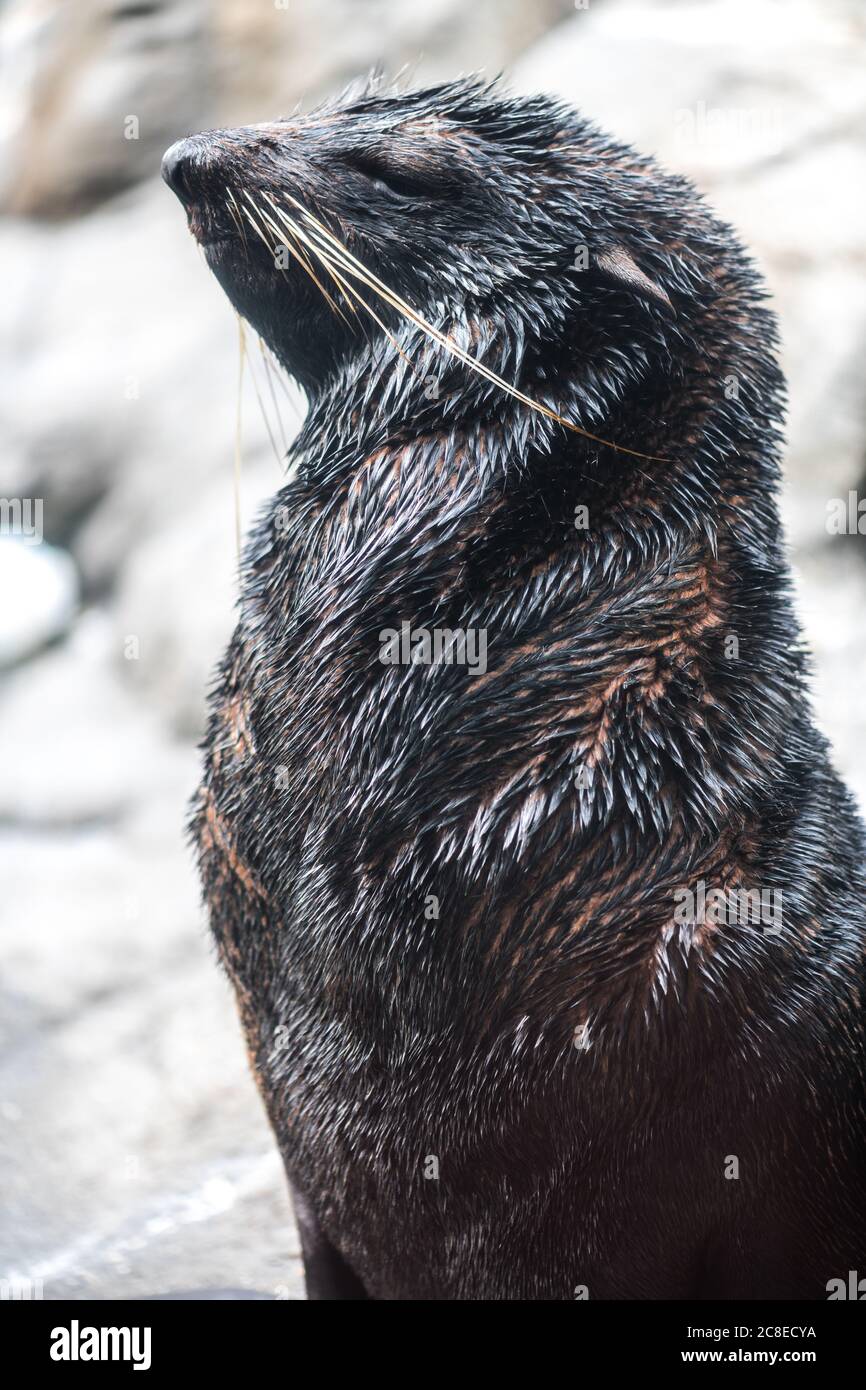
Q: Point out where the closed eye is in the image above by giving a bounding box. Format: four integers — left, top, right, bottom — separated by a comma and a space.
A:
347, 154, 439, 201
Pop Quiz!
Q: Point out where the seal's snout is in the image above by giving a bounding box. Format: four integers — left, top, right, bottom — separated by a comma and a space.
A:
161, 138, 199, 203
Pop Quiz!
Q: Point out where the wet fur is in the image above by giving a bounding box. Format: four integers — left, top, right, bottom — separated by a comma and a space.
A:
181, 78, 866, 1299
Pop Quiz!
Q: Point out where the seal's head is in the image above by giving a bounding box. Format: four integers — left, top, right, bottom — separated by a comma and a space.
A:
163, 76, 779, 482
160, 78, 693, 398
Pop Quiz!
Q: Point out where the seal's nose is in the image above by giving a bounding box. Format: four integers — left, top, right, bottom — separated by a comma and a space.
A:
161, 139, 197, 202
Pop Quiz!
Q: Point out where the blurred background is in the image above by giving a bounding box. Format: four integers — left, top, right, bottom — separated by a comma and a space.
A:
1, 0, 865, 1300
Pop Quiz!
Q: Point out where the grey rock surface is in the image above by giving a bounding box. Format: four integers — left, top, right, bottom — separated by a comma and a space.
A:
0, 538, 78, 668
0, 0, 574, 217
0, 0, 214, 217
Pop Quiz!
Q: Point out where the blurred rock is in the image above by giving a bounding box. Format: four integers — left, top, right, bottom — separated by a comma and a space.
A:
0, 536, 78, 666
112, 463, 277, 739
0, 0, 573, 219
224, 0, 575, 123
0, 0, 214, 217
0, 610, 189, 824
0, 614, 301, 1297
794, 546, 866, 815
0, 179, 304, 593
0, 891, 299, 1298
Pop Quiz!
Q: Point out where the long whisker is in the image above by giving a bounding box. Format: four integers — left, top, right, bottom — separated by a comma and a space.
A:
259, 194, 369, 345
261, 194, 414, 369
287, 196, 667, 464
224, 189, 248, 249
216, 202, 291, 472
239, 198, 280, 259
241, 191, 353, 328
311, 255, 408, 367
259, 336, 289, 455
238, 198, 402, 440
245, 345, 285, 469
259, 338, 297, 406
245, 196, 353, 329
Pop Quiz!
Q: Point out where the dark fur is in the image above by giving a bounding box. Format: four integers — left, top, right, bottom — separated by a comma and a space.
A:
169, 78, 866, 1300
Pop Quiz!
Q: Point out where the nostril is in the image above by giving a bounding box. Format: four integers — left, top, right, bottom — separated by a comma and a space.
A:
161, 139, 196, 202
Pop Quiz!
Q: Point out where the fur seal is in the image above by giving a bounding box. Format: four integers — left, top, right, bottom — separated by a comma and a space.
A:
164, 77, 866, 1300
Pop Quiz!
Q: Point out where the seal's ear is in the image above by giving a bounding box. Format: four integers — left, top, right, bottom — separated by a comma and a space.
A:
595, 245, 674, 314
